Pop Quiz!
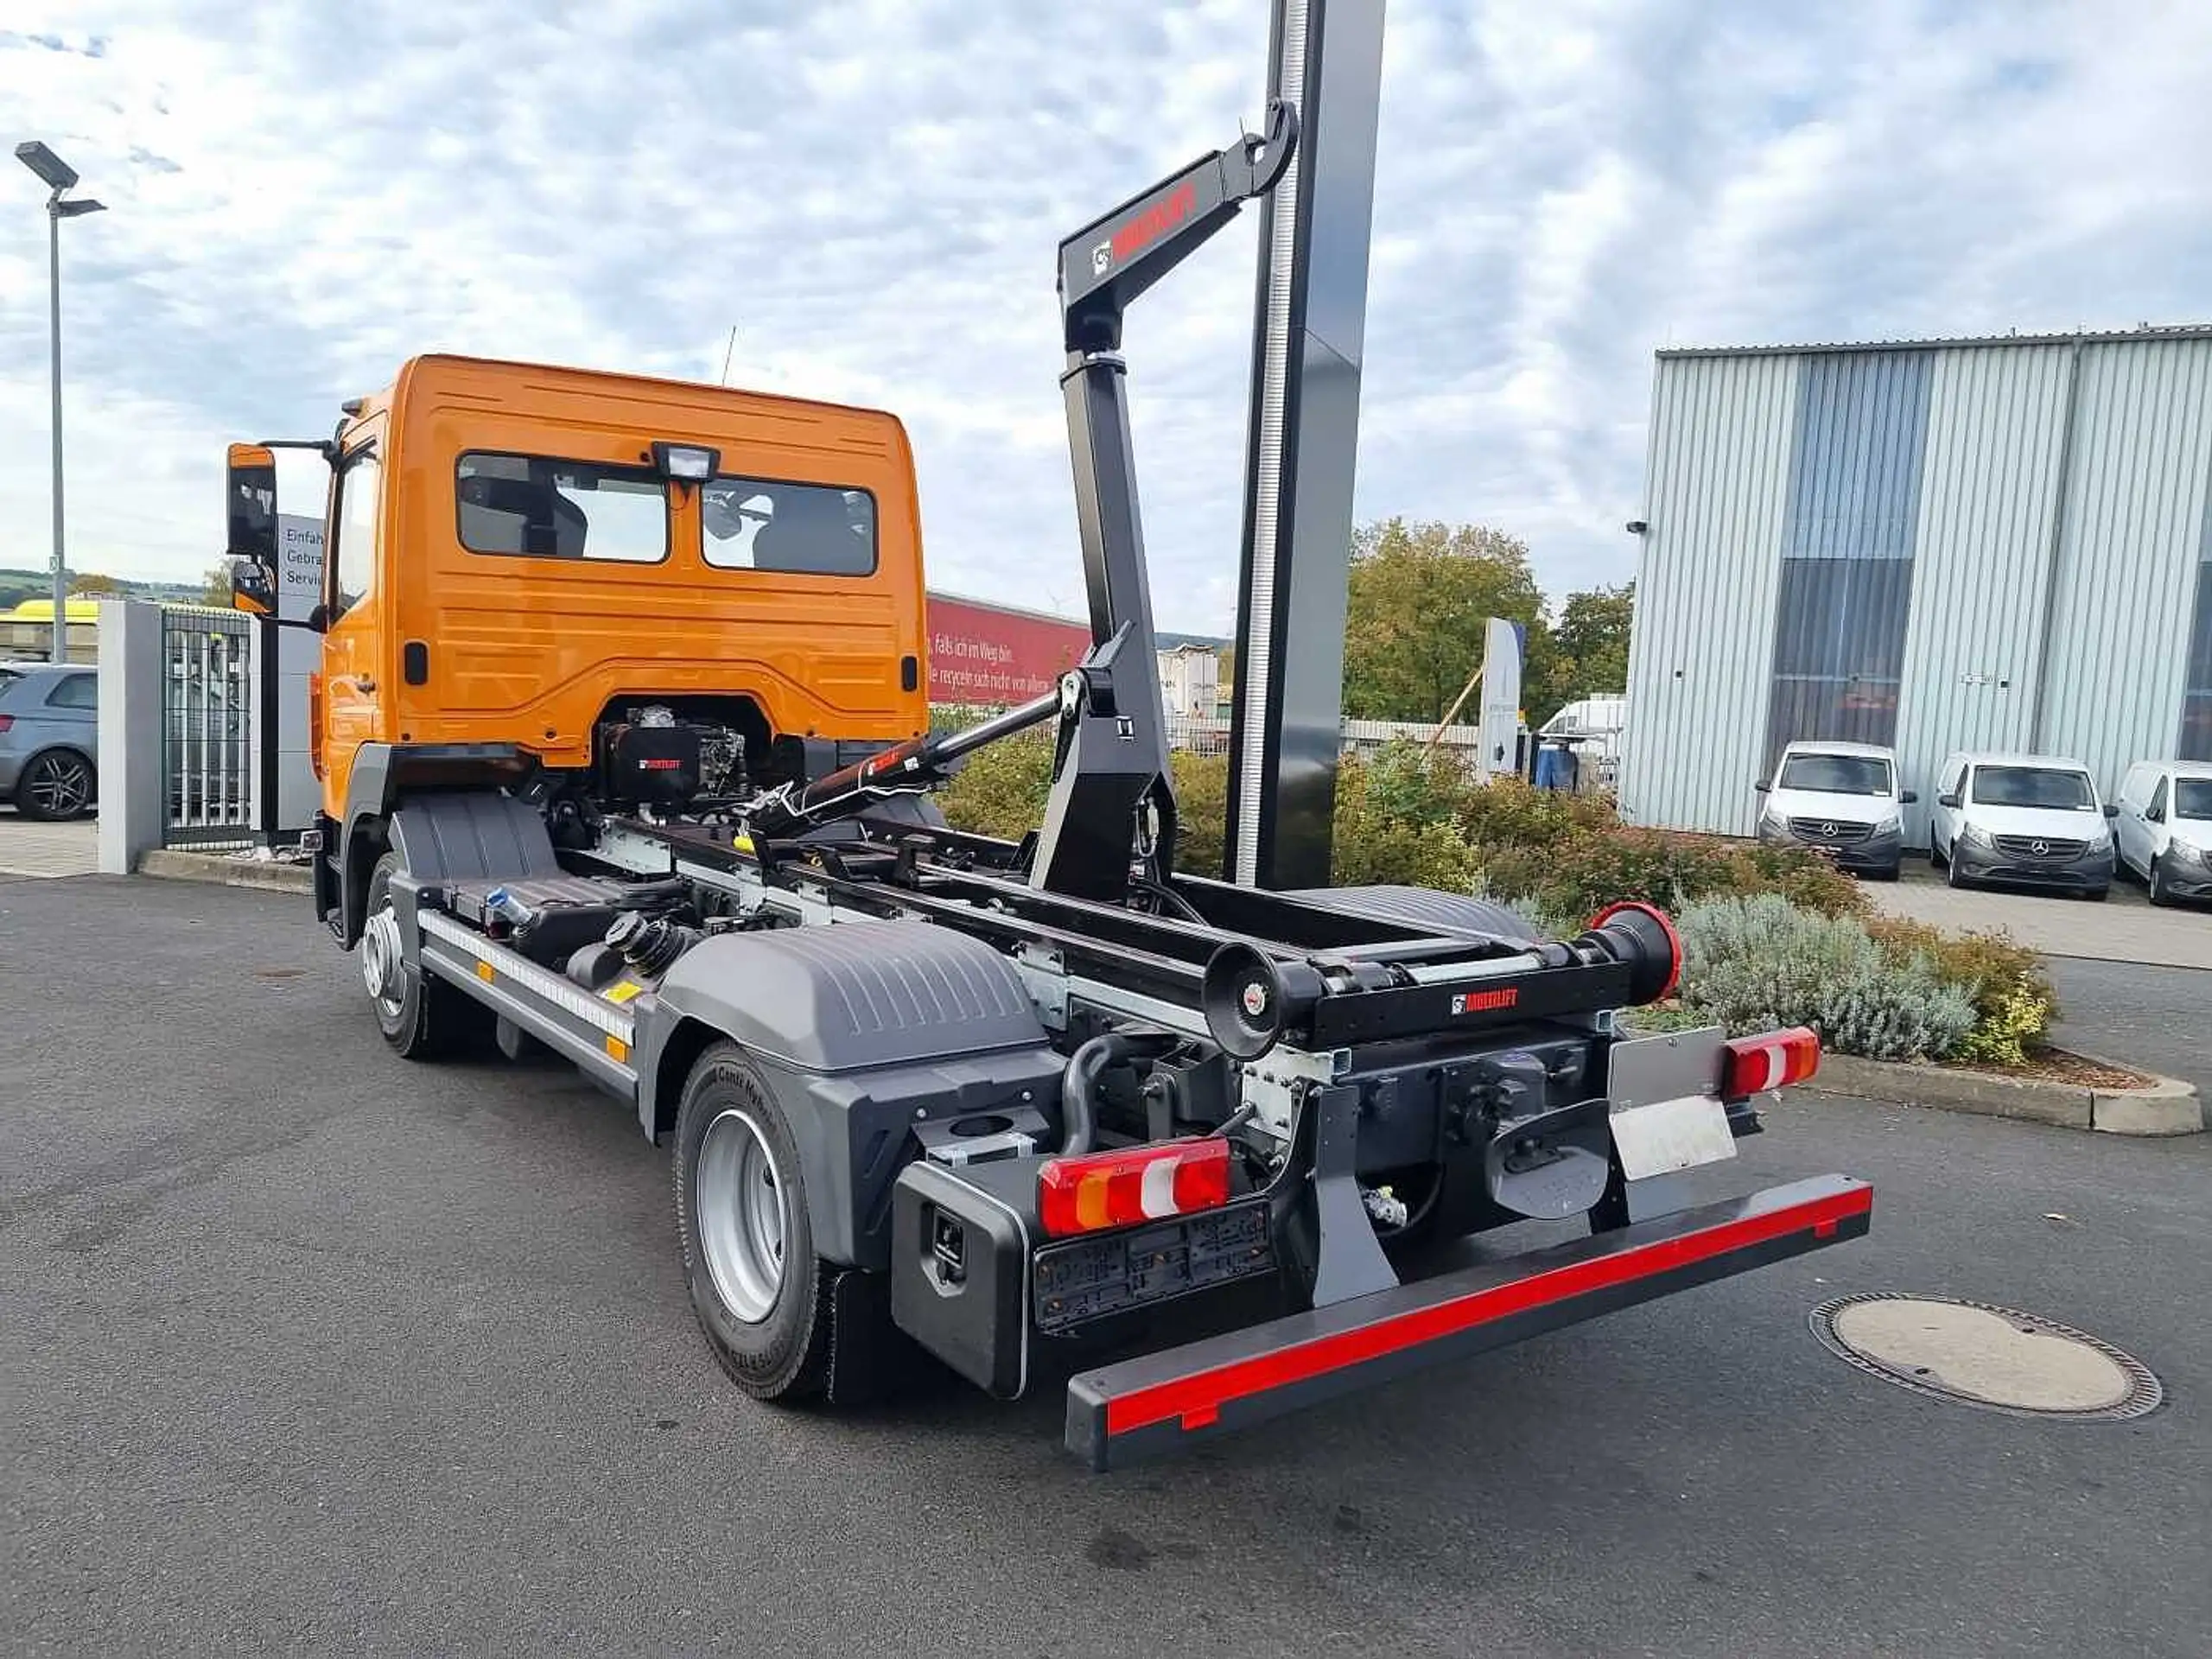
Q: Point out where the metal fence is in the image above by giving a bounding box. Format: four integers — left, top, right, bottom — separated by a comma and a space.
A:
1160, 713, 1491, 766
162, 607, 256, 848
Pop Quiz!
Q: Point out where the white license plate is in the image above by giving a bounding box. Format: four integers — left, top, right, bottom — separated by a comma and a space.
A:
1607, 1027, 1738, 1182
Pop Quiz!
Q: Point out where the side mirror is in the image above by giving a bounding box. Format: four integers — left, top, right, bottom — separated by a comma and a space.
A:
1937, 791, 1961, 810
2145, 804, 2164, 823
1752, 779, 1770, 793
226, 442, 280, 602
2102, 802, 2120, 819
1899, 788, 1919, 805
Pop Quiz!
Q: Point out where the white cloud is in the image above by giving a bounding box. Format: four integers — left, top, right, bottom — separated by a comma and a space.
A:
2, 1, 2209, 625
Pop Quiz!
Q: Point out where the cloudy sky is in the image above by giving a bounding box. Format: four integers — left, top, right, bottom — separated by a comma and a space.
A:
3, 0, 2209, 632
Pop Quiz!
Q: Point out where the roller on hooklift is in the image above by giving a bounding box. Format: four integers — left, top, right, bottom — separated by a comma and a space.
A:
224, 86, 1867, 1471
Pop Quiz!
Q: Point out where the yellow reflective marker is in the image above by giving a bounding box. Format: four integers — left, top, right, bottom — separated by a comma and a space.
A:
603, 980, 643, 1005
475, 961, 495, 982
605, 1034, 629, 1063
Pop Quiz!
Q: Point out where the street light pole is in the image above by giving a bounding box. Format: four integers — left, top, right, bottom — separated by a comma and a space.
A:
16, 141, 105, 664
46, 197, 66, 664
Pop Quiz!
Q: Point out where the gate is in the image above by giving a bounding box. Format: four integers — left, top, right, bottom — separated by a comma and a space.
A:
162, 607, 256, 848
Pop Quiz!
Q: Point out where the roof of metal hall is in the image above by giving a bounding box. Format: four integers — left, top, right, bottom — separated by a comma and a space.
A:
1655, 322, 2212, 360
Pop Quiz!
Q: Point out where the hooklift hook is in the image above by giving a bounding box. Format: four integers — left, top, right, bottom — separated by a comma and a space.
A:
1226, 98, 1300, 200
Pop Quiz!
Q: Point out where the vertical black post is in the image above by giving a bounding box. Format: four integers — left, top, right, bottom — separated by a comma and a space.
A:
257, 612, 281, 844
1225, 0, 1387, 888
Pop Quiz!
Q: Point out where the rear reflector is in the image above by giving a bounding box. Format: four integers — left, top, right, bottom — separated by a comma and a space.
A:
0, 715, 11, 733
1039, 1137, 1231, 1239
1723, 1026, 1821, 1097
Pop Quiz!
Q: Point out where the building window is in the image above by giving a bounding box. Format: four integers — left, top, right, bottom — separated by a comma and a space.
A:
1764, 352, 1931, 764
1765, 556, 1916, 755
2183, 559, 2212, 761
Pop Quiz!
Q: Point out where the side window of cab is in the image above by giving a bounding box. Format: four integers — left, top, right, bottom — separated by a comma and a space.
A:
327, 440, 383, 622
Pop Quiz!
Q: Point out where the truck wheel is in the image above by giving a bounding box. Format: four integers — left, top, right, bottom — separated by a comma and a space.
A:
361, 853, 483, 1059
674, 1043, 836, 1402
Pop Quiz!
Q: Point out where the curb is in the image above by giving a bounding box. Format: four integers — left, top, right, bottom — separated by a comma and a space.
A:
137, 848, 313, 895
1818, 1052, 2202, 1137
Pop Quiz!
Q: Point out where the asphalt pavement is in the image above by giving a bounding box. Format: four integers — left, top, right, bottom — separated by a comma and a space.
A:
2050, 956, 2212, 1096
1870, 854, 2212, 971
4, 876, 2209, 1657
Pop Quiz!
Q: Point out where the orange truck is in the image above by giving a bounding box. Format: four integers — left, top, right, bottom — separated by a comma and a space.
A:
225, 99, 1863, 1471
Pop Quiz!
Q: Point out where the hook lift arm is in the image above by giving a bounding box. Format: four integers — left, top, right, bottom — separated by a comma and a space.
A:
747, 105, 1300, 904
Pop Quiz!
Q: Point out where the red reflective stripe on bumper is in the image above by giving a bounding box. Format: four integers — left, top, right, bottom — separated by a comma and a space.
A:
1104, 1181, 1874, 1437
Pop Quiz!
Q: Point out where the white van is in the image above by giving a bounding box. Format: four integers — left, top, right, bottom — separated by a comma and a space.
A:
2113, 760, 2212, 906
1929, 752, 2116, 899
1752, 741, 1914, 880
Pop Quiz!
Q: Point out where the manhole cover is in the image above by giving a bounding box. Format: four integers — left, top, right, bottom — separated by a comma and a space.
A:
1809, 1294, 2162, 1421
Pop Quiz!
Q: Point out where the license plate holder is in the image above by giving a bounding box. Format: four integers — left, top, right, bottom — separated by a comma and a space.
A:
1607, 1027, 1738, 1182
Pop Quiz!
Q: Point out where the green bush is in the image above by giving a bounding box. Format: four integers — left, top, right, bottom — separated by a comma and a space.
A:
1865, 917, 2057, 1065
1359, 740, 1474, 831
1169, 750, 1229, 877
1673, 894, 1975, 1062
1722, 841, 1870, 918
1452, 772, 1620, 849
937, 731, 1053, 840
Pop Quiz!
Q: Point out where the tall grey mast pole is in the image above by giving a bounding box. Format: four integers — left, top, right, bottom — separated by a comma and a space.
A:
1224, 0, 1387, 887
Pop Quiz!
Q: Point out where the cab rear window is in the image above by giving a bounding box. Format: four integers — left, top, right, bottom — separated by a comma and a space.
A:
700, 476, 876, 576
456, 453, 668, 563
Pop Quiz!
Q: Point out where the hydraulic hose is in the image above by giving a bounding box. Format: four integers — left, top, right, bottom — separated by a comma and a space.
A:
1059, 1030, 1179, 1155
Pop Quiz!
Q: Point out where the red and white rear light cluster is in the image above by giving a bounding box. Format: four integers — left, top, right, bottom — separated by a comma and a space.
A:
1038, 1136, 1231, 1239
1722, 1026, 1821, 1098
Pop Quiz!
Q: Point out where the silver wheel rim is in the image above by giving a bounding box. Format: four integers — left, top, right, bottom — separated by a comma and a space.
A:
360, 903, 407, 1019
696, 1108, 788, 1325
27, 753, 91, 816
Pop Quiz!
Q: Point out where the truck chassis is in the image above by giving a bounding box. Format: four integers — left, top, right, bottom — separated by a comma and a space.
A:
276, 91, 1867, 1471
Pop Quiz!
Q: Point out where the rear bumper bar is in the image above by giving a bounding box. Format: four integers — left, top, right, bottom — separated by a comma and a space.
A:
1065, 1173, 1872, 1470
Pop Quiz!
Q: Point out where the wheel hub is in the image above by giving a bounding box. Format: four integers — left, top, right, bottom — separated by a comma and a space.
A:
360, 906, 406, 1013
28, 754, 90, 816
695, 1109, 789, 1325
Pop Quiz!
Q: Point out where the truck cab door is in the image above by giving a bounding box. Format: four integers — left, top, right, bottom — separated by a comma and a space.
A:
321, 420, 389, 804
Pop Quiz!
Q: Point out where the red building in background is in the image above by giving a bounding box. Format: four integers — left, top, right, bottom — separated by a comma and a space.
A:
924, 591, 1091, 707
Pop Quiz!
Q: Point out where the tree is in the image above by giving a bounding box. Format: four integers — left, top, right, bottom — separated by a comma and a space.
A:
200, 563, 233, 607
1341, 518, 1545, 723
1528, 582, 1634, 726
68, 572, 125, 595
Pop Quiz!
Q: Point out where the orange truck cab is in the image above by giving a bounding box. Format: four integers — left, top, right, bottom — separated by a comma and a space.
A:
226, 354, 930, 945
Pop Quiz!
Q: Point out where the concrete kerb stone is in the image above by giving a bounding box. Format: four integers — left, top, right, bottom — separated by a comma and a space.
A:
2086, 1068, 2205, 1137
1817, 1052, 2202, 1137
137, 848, 313, 896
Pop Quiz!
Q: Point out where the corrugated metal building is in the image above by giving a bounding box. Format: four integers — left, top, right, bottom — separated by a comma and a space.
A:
1620, 326, 2212, 842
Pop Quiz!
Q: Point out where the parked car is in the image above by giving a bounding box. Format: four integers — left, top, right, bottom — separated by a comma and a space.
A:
0, 660, 99, 820
1929, 751, 2115, 899
1752, 740, 1915, 879
2113, 759, 2212, 907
